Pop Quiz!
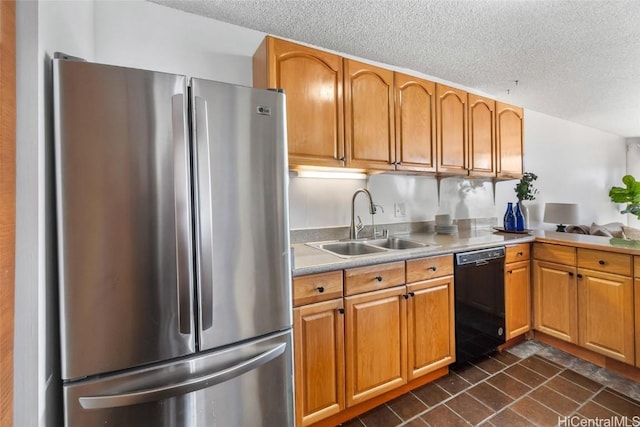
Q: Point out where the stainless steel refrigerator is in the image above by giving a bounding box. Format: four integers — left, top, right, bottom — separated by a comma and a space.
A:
53, 57, 293, 426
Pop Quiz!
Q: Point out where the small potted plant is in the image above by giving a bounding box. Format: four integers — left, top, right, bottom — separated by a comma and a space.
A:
514, 172, 539, 228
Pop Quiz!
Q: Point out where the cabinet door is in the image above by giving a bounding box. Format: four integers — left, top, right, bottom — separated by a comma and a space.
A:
467, 93, 496, 177
394, 72, 436, 172
254, 37, 345, 168
293, 299, 345, 426
436, 84, 467, 175
636, 279, 640, 367
345, 286, 407, 407
578, 269, 634, 364
533, 260, 578, 343
505, 260, 531, 340
407, 276, 455, 380
344, 59, 395, 171
496, 102, 523, 179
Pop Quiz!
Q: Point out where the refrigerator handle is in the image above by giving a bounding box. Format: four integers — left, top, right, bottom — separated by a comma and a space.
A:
193, 95, 214, 331
171, 94, 194, 335
78, 342, 286, 409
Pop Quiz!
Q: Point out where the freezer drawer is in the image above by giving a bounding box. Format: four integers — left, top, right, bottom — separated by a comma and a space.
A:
64, 330, 294, 427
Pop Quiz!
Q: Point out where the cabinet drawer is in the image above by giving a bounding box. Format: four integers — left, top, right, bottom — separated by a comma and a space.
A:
533, 242, 576, 265
506, 243, 530, 263
293, 271, 343, 307
344, 261, 405, 296
577, 248, 632, 276
406, 255, 453, 283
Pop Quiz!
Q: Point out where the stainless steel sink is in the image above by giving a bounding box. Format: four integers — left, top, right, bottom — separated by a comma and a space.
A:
317, 241, 387, 257
366, 237, 428, 250
307, 237, 437, 258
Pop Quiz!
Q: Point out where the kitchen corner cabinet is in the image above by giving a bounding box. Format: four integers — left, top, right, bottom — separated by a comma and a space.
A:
534, 243, 635, 365
533, 243, 578, 343
436, 84, 468, 175
467, 94, 496, 177
344, 59, 395, 171
504, 244, 531, 339
252, 37, 345, 168
577, 249, 634, 364
496, 102, 524, 179
405, 255, 455, 379
292, 272, 345, 426
394, 73, 437, 172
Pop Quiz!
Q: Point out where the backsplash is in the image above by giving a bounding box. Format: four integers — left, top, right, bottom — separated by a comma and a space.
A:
290, 217, 498, 244
288, 172, 509, 231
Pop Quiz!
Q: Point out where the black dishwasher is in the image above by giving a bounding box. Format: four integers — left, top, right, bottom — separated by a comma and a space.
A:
454, 246, 506, 365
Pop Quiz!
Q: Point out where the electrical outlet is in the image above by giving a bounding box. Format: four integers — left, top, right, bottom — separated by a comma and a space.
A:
394, 202, 406, 218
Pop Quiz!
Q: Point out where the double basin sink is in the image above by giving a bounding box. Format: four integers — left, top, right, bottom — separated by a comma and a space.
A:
307, 237, 438, 258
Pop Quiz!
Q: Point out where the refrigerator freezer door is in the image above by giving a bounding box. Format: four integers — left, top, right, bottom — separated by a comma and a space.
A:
53, 59, 195, 380
64, 330, 294, 426
191, 80, 291, 351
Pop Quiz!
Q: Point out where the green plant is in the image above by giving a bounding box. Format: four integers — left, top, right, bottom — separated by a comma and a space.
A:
514, 172, 539, 201
609, 174, 640, 219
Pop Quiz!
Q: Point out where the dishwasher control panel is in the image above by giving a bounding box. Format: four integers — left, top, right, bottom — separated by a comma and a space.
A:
455, 246, 505, 265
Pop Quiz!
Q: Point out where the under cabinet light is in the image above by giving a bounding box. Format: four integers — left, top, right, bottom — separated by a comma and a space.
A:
294, 170, 367, 180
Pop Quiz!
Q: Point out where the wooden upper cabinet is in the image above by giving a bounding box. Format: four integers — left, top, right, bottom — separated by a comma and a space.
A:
467, 94, 496, 177
436, 84, 468, 175
344, 59, 395, 171
253, 37, 345, 168
394, 73, 437, 172
496, 102, 524, 179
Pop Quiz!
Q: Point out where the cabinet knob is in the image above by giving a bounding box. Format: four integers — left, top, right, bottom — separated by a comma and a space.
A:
317, 286, 325, 293
429, 266, 437, 271
403, 294, 410, 299
339, 156, 345, 162
568, 272, 574, 277
517, 251, 524, 256
409, 292, 415, 297
397, 161, 402, 166
577, 273, 583, 279
598, 260, 606, 265
508, 270, 513, 274
375, 276, 383, 282
338, 308, 345, 314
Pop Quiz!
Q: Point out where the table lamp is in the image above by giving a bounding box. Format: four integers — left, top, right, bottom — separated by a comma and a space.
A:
543, 203, 579, 232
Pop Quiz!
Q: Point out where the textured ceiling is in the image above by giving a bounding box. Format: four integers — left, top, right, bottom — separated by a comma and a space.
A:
151, 0, 640, 137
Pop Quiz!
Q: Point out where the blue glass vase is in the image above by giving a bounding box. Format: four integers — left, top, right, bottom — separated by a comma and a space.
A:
504, 202, 516, 231
515, 202, 525, 231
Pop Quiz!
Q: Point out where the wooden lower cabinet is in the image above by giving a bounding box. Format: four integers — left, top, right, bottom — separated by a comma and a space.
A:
293, 298, 345, 426
344, 286, 407, 407
533, 260, 578, 343
505, 259, 531, 339
578, 269, 634, 364
407, 276, 455, 379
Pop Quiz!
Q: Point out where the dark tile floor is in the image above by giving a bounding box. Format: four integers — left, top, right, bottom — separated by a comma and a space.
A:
340, 340, 640, 426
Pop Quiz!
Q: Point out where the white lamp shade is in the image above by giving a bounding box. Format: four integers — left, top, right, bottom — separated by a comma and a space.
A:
543, 203, 579, 225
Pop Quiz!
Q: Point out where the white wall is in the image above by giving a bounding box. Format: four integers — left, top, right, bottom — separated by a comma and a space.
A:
626, 138, 640, 228
94, 0, 260, 85
15, 1, 95, 426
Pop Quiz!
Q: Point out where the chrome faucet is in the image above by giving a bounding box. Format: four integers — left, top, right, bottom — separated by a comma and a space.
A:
350, 188, 378, 240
